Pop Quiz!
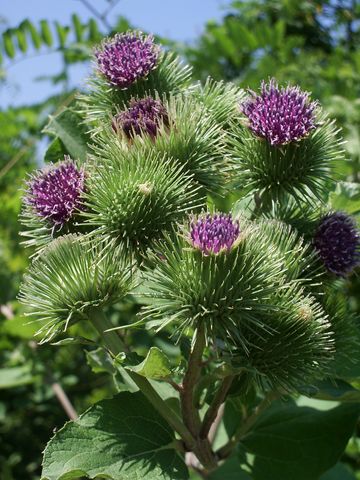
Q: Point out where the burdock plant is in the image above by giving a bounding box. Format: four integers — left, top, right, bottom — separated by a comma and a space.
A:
19, 31, 360, 480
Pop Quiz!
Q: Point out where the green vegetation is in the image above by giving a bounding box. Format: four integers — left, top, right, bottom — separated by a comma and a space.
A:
1, 1, 360, 479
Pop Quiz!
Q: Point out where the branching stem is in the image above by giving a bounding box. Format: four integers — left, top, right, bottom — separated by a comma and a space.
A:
179, 323, 218, 471
87, 308, 195, 450
180, 322, 206, 437
200, 375, 234, 440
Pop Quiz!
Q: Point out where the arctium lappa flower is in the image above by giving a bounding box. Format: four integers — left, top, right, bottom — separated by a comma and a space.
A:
242, 78, 318, 146
26, 158, 85, 226
190, 213, 240, 255
231, 79, 343, 204
113, 97, 169, 139
82, 33, 191, 127
142, 215, 287, 343
95, 31, 159, 88
314, 211, 360, 276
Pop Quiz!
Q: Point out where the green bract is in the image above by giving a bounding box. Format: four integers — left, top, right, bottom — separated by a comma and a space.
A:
230, 111, 344, 205
20, 209, 56, 253
231, 292, 332, 390
19, 234, 133, 343
82, 149, 204, 253
251, 196, 324, 236
323, 291, 360, 377
190, 77, 245, 128
256, 219, 325, 288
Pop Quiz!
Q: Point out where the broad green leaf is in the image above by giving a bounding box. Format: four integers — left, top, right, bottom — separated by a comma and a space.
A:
43, 108, 90, 162
44, 137, 68, 163
40, 19, 53, 46
127, 347, 172, 379
329, 182, 360, 215
334, 354, 360, 380
299, 378, 360, 403
3, 30, 16, 59
232, 196, 255, 219
208, 456, 252, 480
149, 380, 180, 403
1, 315, 38, 339
320, 463, 356, 480
41, 391, 188, 480
89, 348, 139, 392
296, 396, 338, 411
242, 403, 360, 480
0, 366, 35, 389
86, 347, 116, 375
223, 397, 243, 439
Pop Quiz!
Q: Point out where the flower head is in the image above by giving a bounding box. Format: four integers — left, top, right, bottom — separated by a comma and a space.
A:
113, 97, 169, 139
190, 213, 240, 255
95, 32, 159, 88
242, 79, 318, 146
314, 212, 360, 276
27, 159, 85, 226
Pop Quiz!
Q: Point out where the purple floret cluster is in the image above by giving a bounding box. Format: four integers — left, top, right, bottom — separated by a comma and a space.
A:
190, 213, 240, 255
242, 79, 318, 146
314, 211, 360, 276
27, 160, 85, 226
113, 97, 169, 139
95, 32, 159, 88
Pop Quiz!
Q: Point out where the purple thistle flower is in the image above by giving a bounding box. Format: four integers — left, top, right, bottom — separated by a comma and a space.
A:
314, 212, 360, 276
190, 213, 240, 255
242, 79, 318, 146
27, 159, 85, 226
113, 97, 169, 139
95, 32, 160, 88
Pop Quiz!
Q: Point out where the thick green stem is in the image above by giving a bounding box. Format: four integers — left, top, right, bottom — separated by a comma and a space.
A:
88, 308, 127, 354
87, 308, 195, 449
180, 322, 218, 471
180, 322, 206, 437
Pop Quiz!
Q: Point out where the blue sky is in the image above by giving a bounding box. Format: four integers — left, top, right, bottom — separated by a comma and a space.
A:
0, 0, 225, 108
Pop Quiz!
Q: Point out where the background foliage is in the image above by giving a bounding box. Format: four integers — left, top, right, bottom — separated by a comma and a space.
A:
1, 1, 360, 478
